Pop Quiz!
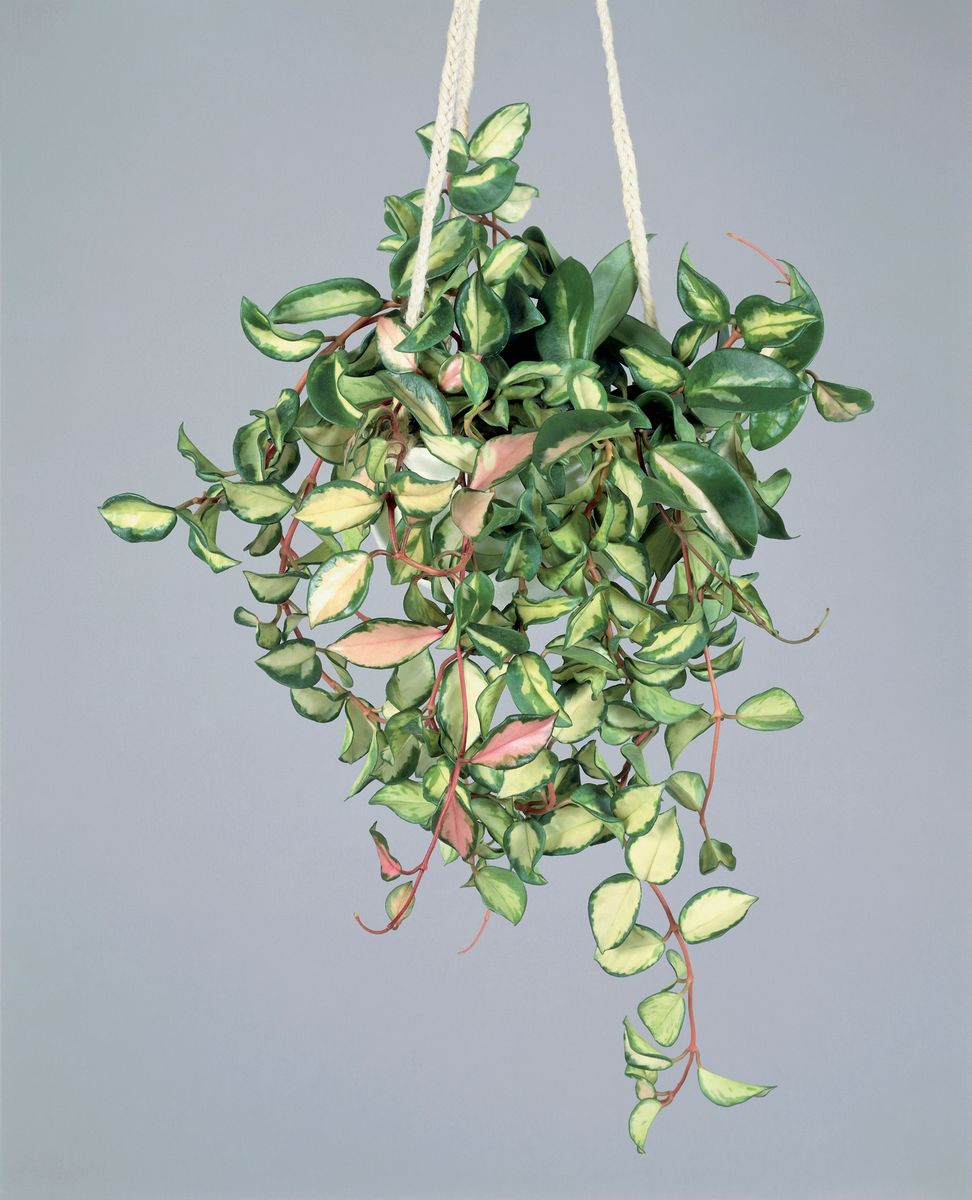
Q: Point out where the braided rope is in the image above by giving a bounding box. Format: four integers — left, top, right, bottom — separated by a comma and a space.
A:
454, 0, 481, 137
405, 0, 474, 328
594, 0, 658, 329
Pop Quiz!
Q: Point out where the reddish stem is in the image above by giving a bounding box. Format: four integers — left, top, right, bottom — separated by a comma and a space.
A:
458, 909, 491, 954
649, 884, 699, 1106
726, 230, 791, 286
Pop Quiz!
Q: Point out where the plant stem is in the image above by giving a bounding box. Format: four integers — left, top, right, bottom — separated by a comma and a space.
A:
725, 231, 791, 285
649, 883, 700, 1106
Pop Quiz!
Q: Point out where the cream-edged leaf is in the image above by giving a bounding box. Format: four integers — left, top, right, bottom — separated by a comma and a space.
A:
473, 865, 527, 924
637, 991, 686, 1046
697, 1066, 775, 1107
625, 808, 684, 884
307, 551, 373, 626
628, 1099, 663, 1154
297, 481, 383, 535
99, 493, 176, 543
588, 873, 642, 952
678, 887, 757, 944
594, 924, 666, 977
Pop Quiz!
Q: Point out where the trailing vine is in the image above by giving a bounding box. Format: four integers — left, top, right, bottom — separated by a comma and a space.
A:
99, 102, 872, 1151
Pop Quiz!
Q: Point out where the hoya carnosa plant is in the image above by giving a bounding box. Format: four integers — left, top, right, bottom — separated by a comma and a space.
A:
99, 101, 872, 1152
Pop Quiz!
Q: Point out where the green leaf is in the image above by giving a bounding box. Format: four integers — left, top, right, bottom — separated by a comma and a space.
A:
454, 273, 511, 355
697, 1066, 775, 1107
664, 771, 706, 812
240, 296, 324, 361
482, 237, 529, 287
594, 924, 666, 977
628, 1099, 663, 1154
397, 296, 455, 353
384, 881, 415, 925
297, 481, 383, 535
369, 780, 438, 826
539, 804, 607, 855
504, 819, 547, 885
390, 217, 475, 293
465, 622, 528, 666
536, 258, 594, 361
382, 371, 452, 436
450, 158, 518, 216
638, 991, 686, 1046
811, 378, 874, 423
176, 425, 227, 482
468, 102, 531, 160
473, 865, 527, 924
636, 619, 708, 666
590, 240, 638, 349
735, 294, 820, 350
622, 346, 686, 392
415, 122, 469, 173
389, 470, 455, 518
99, 493, 176, 543
625, 809, 684, 884
255, 639, 321, 688
588, 873, 642, 952
506, 652, 560, 716
243, 570, 299, 605
677, 246, 730, 325
436, 657, 488, 754
613, 785, 663, 837
736, 686, 803, 730
533, 409, 625, 471
177, 507, 240, 572
649, 442, 758, 559
291, 686, 345, 723
749, 395, 808, 450
678, 887, 757, 944
494, 182, 539, 223
268, 277, 383, 324
221, 480, 295, 525
684, 349, 809, 414
631, 683, 701, 724
551, 681, 606, 745
306, 551, 373, 626
665, 709, 713, 767
624, 1018, 673, 1071
765, 262, 824, 372
700, 837, 737, 874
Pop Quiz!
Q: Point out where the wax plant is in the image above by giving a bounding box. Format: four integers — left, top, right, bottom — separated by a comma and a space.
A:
99, 101, 872, 1152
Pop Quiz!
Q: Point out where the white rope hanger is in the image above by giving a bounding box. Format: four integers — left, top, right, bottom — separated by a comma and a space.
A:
406, 0, 657, 332
594, 0, 658, 328
405, 0, 480, 328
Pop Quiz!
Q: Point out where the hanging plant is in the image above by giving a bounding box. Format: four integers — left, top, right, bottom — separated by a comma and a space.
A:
99, 81, 871, 1152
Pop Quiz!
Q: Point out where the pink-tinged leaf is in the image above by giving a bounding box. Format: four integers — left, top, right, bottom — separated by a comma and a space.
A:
469, 432, 538, 491
368, 822, 403, 881
439, 795, 476, 859
438, 354, 465, 393
328, 619, 442, 668
376, 315, 416, 372
451, 487, 494, 538
469, 714, 557, 768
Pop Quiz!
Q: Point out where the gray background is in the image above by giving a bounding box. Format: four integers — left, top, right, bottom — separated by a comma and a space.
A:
2, 1, 970, 1197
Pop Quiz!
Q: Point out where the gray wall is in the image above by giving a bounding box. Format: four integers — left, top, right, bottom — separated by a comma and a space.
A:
2, 2, 969, 1197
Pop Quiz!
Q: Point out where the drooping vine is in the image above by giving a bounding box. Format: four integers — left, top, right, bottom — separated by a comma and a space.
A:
99, 103, 872, 1151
